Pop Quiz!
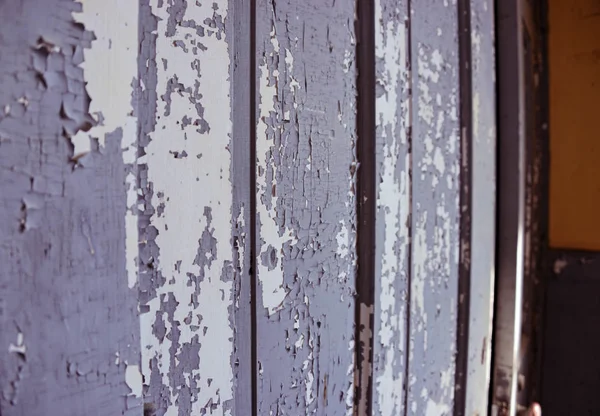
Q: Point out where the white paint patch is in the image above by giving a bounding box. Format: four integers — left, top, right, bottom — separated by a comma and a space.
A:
74, 0, 139, 290
125, 364, 143, 397
294, 333, 305, 350
374, 4, 410, 415
8, 332, 26, 355
345, 339, 355, 415
336, 220, 350, 260
140, 1, 234, 415
256, 22, 299, 315
335, 218, 354, 284
425, 399, 451, 416
74, 0, 138, 149
304, 350, 315, 406
235, 206, 246, 310
412, 211, 429, 348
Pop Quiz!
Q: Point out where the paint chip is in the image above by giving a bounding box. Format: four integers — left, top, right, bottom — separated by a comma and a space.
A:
125, 364, 143, 397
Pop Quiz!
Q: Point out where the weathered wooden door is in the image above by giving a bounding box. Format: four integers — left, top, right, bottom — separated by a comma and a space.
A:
0, 1, 496, 415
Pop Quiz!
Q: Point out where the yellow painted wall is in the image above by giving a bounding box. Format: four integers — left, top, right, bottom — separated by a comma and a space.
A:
549, 0, 600, 250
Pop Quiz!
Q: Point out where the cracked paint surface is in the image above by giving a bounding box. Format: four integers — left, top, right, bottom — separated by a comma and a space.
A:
0, 1, 491, 414
0, 0, 141, 414
465, 1, 497, 414
73, 0, 140, 292
408, 1, 461, 414
371, 1, 478, 414
373, 1, 411, 415
138, 0, 236, 415
255, 1, 358, 414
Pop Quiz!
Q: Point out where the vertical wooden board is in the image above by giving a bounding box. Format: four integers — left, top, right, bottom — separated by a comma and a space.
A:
0, 0, 142, 414
465, 0, 496, 414
255, 1, 357, 414
137, 1, 245, 414
372, 1, 411, 415
229, 0, 254, 413
409, 1, 461, 415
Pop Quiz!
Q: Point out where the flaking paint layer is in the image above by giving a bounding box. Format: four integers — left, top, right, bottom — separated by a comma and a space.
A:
73, 0, 140, 291
139, 1, 235, 414
465, 1, 497, 414
373, 0, 411, 414
255, 1, 358, 414
408, 2, 461, 414
0, 0, 141, 413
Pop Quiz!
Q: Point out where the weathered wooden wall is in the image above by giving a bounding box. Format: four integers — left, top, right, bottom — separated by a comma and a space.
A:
0, 1, 496, 415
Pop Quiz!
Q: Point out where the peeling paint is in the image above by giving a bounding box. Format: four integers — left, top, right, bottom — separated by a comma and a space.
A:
0, 0, 141, 413
407, 1, 461, 414
139, 0, 235, 414
125, 364, 143, 398
465, 1, 497, 414
0, 1, 494, 413
74, 0, 140, 291
255, 1, 358, 414
8, 332, 26, 356
256, 30, 296, 313
373, 0, 411, 414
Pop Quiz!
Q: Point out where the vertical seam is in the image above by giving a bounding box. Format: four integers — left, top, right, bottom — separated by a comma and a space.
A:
249, 0, 258, 414
355, 0, 376, 414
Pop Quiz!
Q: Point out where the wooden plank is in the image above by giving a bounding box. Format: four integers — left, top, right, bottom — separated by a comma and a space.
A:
372, 0, 411, 415
464, 0, 497, 414
230, 0, 254, 413
137, 0, 247, 414
0, 0, 142, 414
408, 1, 461, 414
254, 1, 357, 414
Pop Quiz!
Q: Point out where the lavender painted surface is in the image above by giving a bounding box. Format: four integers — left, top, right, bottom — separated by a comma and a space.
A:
372, 1, 411, 415
0, 0, 141, 414
465, 1, 497, 414
137, 0, 249, 414
371, 2, 497, 415
408, 1, 461, 414
0, 1, 498, 415
254, 1, 357, 414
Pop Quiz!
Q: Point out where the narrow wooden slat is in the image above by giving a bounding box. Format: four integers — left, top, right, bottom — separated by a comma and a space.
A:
138, 0, 246, 414
230, 0, 254, 413
464, 0, 497, 414
254, 1, 357, 414
372, 0, 411, 415
408, 1, 461, 414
